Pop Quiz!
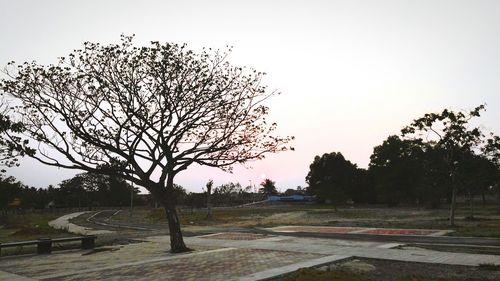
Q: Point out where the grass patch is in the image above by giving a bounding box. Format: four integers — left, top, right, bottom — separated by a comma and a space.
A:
282, 268, 368, 281
395, 277, 461, 281
306, 209, 373, 219
281, 267, 500, 281
177, 207, 300, 226
0, 213, 70, 242
281, 268, 470, 281
115, 206, 308, 227
448, 224, 500, 238
479, 263, 500, 270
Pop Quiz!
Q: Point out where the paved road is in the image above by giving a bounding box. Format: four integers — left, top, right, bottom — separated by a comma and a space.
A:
48, 211, 114, 235
87, 210, 166, 231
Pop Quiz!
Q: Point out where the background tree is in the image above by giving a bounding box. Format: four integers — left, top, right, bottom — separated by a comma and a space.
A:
305, 152, 357, 210
210, 182, 255, 206
58, 172, 137, 208
58, 175, 87, 208
283, 186, 305, 196
0, 175, 23, 210
0, 36, 292, 252
259, 178, 277, 195
401, 105, 492, 225
455, 152, 498, 218
0, 173, 146, 211
369, 136, 424, 206
184, 192, 205, 210
415, 146, 451, 208
214, 182, 242, 194
350, 168, 376, 204
171, 184, 187, 206
483, 136, 500, 212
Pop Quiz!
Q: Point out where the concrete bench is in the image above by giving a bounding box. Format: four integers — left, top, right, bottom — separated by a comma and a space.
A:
0, 235, 96, 255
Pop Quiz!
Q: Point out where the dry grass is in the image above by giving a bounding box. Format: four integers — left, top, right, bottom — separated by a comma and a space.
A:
111, 203, 500, 237
0, 213, 70, 243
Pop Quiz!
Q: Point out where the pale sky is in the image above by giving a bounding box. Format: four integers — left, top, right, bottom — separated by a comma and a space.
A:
1, 0, 499, 192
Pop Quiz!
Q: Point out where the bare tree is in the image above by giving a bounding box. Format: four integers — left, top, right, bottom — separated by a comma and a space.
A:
0, 36, 293, 252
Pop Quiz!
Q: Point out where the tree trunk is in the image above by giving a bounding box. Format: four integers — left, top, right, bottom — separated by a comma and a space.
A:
468, 192, 474, 219
497, 187, 500, 214
449, 186, 457, 226
206, 202, 212, 219
164, 205, 190, 253
447, 155, 460, 227
160, 176, 191, 253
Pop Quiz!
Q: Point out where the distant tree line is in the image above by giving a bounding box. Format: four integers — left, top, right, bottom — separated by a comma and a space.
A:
307, 137, 498, 209
0, 174, 278, 211
176, 181, 266, 209
306, 106, 500, 224
0, 172, 144, 210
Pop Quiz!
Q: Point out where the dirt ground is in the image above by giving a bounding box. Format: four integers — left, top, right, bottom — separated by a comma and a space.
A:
111, 203, 500, 237
280, 258, 500, 281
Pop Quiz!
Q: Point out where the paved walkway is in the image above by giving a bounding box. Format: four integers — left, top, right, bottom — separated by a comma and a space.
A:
1, 232, 499, 281
268, 225, 452, 236
48, 212, 114, 235
1, 212, 498, 280
262, 225, 500, 247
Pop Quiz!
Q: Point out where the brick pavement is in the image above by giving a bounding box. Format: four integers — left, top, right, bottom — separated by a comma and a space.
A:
186, 235, 500, 266
0, 231, 498, 281
47, 248, 324, 281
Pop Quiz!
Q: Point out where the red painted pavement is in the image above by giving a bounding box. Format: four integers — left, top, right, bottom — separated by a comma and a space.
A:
272, 226, 444, 236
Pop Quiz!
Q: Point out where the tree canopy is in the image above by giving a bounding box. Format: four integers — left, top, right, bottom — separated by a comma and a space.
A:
305, 152, 360, 209
401, 105, 497, 225
58, 172, 136, 207
369, 136, 424, 206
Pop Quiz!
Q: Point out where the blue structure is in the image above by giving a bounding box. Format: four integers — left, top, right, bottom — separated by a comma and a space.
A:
267, 195, 315, 202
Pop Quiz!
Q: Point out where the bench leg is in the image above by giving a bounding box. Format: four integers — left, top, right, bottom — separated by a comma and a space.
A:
81, 236, 95, 250
37, 238, 52, 254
